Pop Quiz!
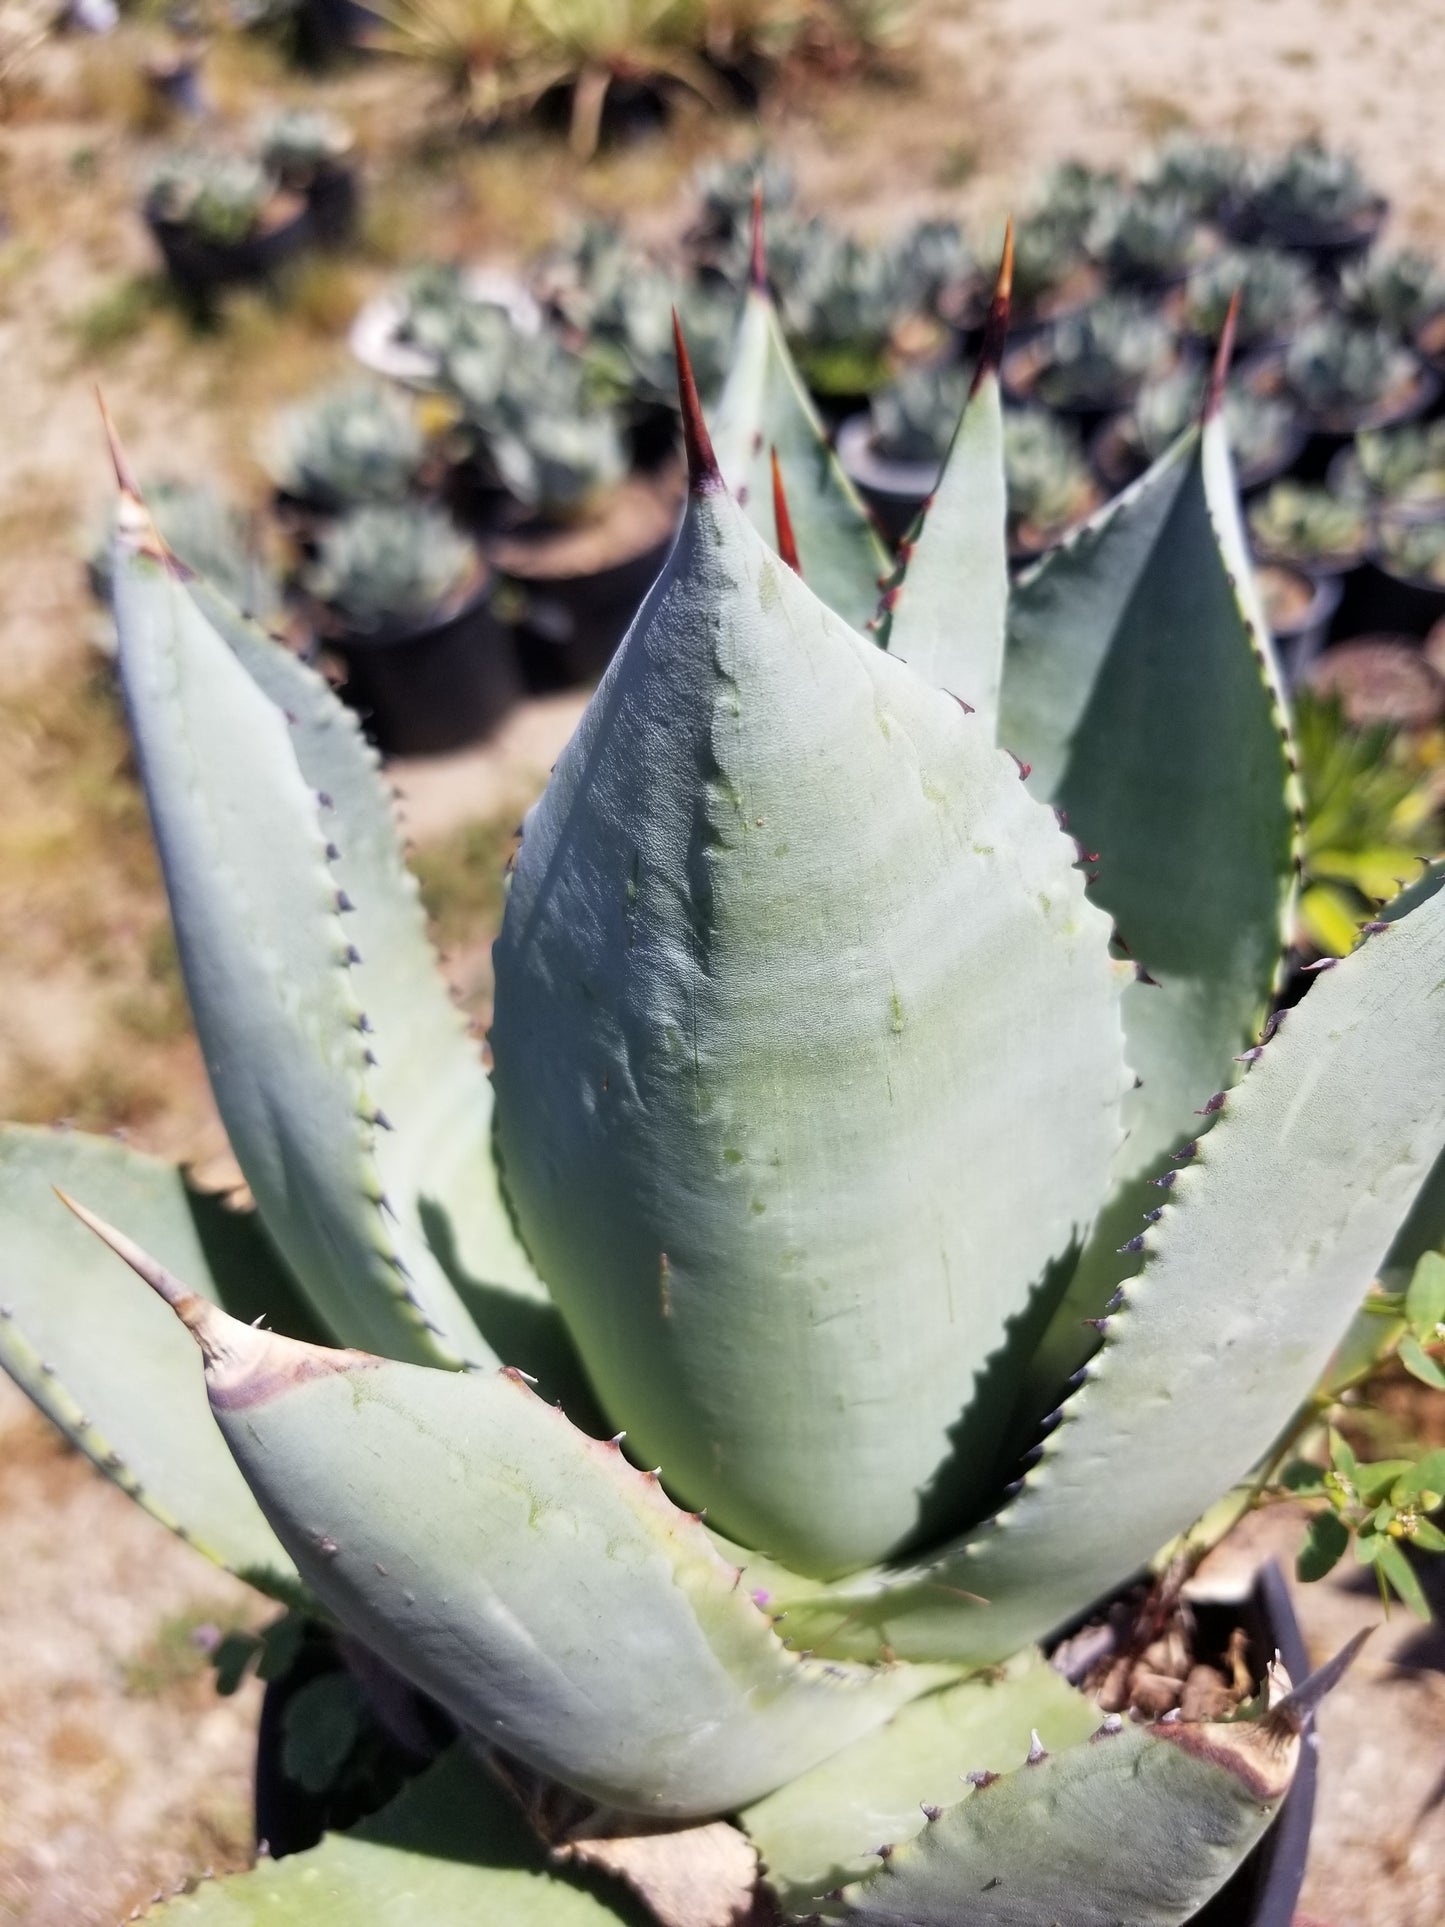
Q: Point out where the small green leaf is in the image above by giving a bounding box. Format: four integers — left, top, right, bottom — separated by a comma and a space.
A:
1329, 1428, 1359, 1479
210, 1631, 261, 1697
1399, 1334, 1445, 1389
1408, 1517, 1445, 1552
1376, 1538, 1432, 1620
1297, 1511, 1350, 1582
281, 1671, 366, 1794
1279, 1459, 1329, 1496
1397, 1450, 1445, 1505
1355, 1459, 1416, 1505
1405, 1250, 1445, 1338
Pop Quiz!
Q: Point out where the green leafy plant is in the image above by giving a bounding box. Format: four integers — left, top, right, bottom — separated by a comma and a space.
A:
1285, 1426, 1445, 1616
1247, 480, 1369, 569
1282, 314, 1420, 423
144, 151, 276, 247
1182, 245, 1316, 346
271, 381, 428, 510
305, 501, 480, 632
7, 252, 1439, 1926
1291, 685, 1443, 956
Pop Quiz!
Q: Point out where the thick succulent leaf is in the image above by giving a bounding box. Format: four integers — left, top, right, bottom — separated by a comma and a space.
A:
742, 1651, 1098, 1915
490, 462, 1130, 1577
875, 368, 1008, 727
112, 506, 488, 1369
1005, 420, 1297, 1396
141, 1745, 647, 1924
91, 1230, 939, 1819
1379, 860, 1445, 1283
776, 880, 1445, 1661
838, 1711, 1297, 1927
0, 1126, 300, 1597
711, 282, 888, 628
183, 578, 577, 1395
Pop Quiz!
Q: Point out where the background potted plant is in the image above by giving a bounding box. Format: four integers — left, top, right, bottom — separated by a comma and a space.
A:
834, 360, 969, 541
1094, 365, 1303, 494
143, 147, 310, 312
268, 379, 433, 534
1229, 139, 1388, 262
1003, 403, 1101, 558
1247, 480, 1371, 578
305, 498, 521, 752
1176, 244, 1318, 353
255, 105, 359, 248
1003, 290, 1177, 420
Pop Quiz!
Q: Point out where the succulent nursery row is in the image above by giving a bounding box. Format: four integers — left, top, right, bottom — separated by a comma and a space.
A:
21, 198, 1445, 1923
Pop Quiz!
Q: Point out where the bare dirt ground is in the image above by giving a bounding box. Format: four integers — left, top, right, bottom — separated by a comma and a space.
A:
3, 0, 1445, 1921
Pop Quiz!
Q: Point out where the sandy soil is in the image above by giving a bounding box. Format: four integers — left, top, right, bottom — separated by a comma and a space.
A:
4, 1, 1445, 1921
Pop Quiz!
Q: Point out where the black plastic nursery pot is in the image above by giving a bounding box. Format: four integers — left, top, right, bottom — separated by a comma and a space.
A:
1255, 562, 1343, 687
147, 197, 313, 313
1334, 556, 1445, 640
1240, 348, 1441, 482
1091, 413, 1308, 500
252, 1561, 1318, 1925
327, 582, 523, 757
301, 161, 359, 250
1223, 193, 1389, 272
834, 413, 938, 546
500, 535, 677, 692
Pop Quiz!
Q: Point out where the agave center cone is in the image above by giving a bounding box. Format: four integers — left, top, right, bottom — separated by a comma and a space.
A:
489, 467, 1127, 1578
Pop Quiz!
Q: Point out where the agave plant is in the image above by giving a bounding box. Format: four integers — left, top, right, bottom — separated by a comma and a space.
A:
1335, 419, 1445, 517
8, 242, 1445, 1927
86, 478, 279, 622
271, 381, 428, 511
1084, 187, 1200, 287
780, 226, 928, 395
305, 500, 480, 633
1282, 314, 1421, 426
1246, 481, 1369, 572
1242, 140, 1383, 244
1339, 246, 1445, 337
1379, 516, 1445, 587
1026, 292, 1174, 411
1182, 244, 1316, 348
1131, 367, 1299, 484
1001, 404, 1097, 551
866, 361, 969, 466
1139, 134, 1249, 218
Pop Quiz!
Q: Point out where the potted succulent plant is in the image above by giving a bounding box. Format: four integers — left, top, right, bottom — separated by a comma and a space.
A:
11, 274, 1444, 1923
1230, 140, 1388, 262
1002, 291, 1176, 419
462, 333, 681, 688
350, 260, 541, 388
1176, 244, 1318, 353
86, 476, 280, 629
1246, 315, 1437, 462
1371, 518, 1445, 636
269, 380, 431, 528
1003, 403, 1102, 557
1339, 245, 1445, 338
835, 361, 971, 541
1031, 156, 1125, 245
255, 105, 358, 248
1094, 366, 1304, 496
686, 151, 796, 265
305, 499, 520, 754
949, 211, 1100, 341
1084, 186, 1208, 291
1330, 419, 1445, 523
1254, 559, 1342, 686
1138, 133, 1250, 219
143, 147, 309, 311
780, 225, 942, 411
1246, 481, 1371, 577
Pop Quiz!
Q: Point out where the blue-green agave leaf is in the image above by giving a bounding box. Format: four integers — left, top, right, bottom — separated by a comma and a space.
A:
711, 237, 888, 628
742, 1649, 1098, 1915
774, 879, 1445, 1660
0, 1125, 300, 1597
838, 1703, 1299, 1926
1006, 412, 1298, 1401
110, 485, 490, 1369
181, 578, 574, 1393
490, 409, 1131, 1579
79, 1210, 942, 1819
878, 231, 1011, 729
140, 1745, 648, 1923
